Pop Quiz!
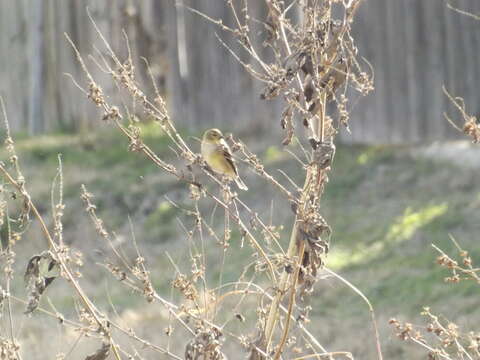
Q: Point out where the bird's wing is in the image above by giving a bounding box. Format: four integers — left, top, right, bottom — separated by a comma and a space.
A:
219, 139, 238, 176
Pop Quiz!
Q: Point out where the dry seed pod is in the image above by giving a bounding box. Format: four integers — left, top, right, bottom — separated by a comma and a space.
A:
463, 120, 480, 143
235, 313, 245, 322
185, 328, 227, 360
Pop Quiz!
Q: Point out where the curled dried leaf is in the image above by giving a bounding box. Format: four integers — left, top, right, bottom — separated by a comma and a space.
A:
310, 141, 336, 170
296, 213, 330, 289
85, 341, 111, 360
281, 105, 295, 146
24, 251, 59, 314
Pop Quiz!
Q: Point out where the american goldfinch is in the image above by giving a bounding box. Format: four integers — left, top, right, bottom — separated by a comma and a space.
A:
201, 128, 248, 191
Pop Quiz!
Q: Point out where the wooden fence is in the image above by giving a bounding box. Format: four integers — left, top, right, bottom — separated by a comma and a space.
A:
0, 0, 479, 143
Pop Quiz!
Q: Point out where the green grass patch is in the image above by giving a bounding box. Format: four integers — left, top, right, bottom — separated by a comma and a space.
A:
2, 129, 479, 352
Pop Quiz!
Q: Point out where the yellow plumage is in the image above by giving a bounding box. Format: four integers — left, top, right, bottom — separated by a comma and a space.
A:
207, 151, 236, 176
201, 128, 248, 191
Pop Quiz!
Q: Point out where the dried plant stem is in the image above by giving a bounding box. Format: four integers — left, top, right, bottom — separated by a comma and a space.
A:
446, 2, 480, 20
208, 281, 328, 354
324, 267, 383, 360
55, 1, 376, 357
5, 255, 20, 359
263, 192, 304, 350
0, 164, 123, 360
109, 120, 280, 281
292, 352, 353, 360
273, 241, 305, 360
265, 88, 328, 353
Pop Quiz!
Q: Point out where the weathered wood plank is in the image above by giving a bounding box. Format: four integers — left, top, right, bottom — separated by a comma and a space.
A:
0, 0, 479, 143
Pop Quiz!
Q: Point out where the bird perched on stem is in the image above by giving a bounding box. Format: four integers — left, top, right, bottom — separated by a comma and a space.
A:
201, 128, 248, 191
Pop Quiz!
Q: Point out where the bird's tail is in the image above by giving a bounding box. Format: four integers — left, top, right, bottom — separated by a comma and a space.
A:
234, 176, 248, 191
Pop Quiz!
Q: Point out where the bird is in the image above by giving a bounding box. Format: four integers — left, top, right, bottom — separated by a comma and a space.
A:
201, 128, 248, 191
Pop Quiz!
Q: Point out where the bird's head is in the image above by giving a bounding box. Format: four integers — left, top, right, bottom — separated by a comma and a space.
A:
203, 128, 224, 144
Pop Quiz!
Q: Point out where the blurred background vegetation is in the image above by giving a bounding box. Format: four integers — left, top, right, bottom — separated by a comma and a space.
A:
1, 0, 479, 142
0, 0, 479, 359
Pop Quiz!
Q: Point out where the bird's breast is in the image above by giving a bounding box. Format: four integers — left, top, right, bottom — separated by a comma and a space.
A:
202, 143, 235, 177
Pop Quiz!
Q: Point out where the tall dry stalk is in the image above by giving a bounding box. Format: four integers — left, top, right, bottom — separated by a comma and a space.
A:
63, 1, 378, 358
0, 1, 382, 359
